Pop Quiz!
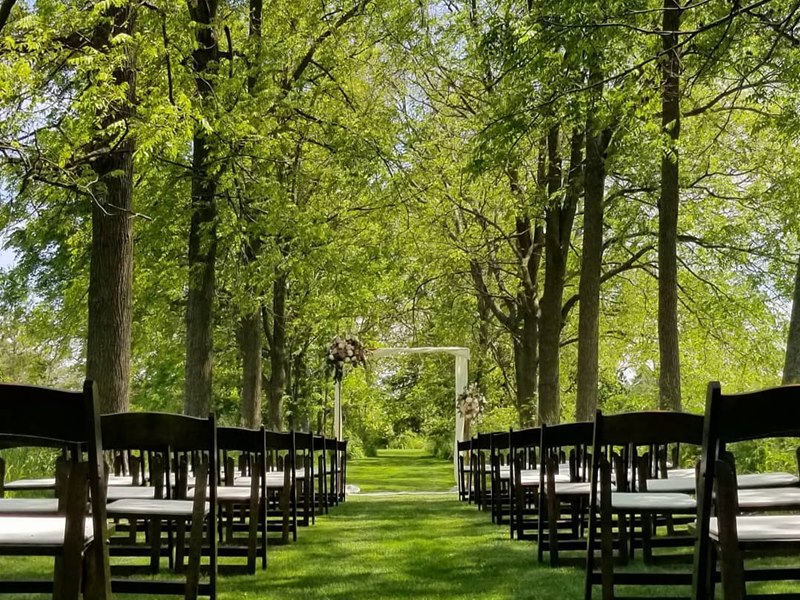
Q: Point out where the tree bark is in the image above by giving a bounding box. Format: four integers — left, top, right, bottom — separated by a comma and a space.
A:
237, 0, 264, 427
184, 0, 219, 417
513, 311, 539, 426
85, 2, 136, 415
575, 112, 611, 422
538, 127, 581, 425
658, 0, 683, 411
267, 272, 288, 430
239, 309, 262, 427
783, 252, 800, 383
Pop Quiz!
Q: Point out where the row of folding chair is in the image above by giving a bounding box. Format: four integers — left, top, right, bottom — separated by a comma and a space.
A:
0, 380, 349, 600
457, 381, 800, 600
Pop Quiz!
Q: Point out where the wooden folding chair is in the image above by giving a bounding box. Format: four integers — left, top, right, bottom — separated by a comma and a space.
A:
694, 382, 800, 600
0, 380, 111, 600
212, 426, 266, 574
490, 431, 511, 525
456, 439, 472, 503
265, 431, 295, 543
101, 412, 217, 600
537, 421, 594, 567
584, 410, 703, 600
508, 427, 541, 541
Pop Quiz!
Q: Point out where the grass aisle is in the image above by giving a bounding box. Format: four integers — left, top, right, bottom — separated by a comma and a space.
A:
0, 449, 584, 599
226, 449, 583, 600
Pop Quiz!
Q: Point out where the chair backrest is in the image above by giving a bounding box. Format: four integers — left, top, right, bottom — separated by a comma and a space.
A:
593, 410, 704, 447
693, 381, 800, 591
101, 412, 217, 499
217, 426, 265, 453
102, 412, 217, 453
540, 421, 594, 482
0, 381, 110, 596
510, 427, 541, 450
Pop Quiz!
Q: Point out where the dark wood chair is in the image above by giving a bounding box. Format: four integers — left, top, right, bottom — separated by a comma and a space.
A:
336, 439, 348, 503
312, 434, 329, 516
694, 382, 800, 600
537, 421, 594, 567
323, 436, 339, 508
212, 426, 266, 574
265, 431, 295, 543
584, 410, 703, 600
293, 431, 314, 527
456, 439, 473, 503
473, 433, 492, 513
101, 411, 217, 600
508, 427, 541, 541
0, 380, 111, 600
490, 431, 511, 525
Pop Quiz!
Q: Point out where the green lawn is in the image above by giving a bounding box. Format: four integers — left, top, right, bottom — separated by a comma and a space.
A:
0, 449, 794, 598
346, 448, 455, 493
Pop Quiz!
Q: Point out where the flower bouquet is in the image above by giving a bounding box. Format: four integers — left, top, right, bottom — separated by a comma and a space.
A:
327, 335, 368, 381
457, 383, 486, 425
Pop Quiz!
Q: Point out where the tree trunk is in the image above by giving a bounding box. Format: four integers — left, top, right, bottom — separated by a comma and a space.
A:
85, 2, 136, 415
575, 113, 610, 422
239, 308, 262, 427
783, 252, 800, 383
538, 127, 581, 425
658, 0, 682, 411
237, 0, 264, 428
513, 309, 539, 426
184, 0, 219, 417
267, 272, 288, 430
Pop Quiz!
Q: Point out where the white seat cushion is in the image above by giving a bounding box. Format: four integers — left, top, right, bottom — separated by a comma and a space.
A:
106, 486, 157, 501
0, 516, 93, 546
553, 482, 593, 496
646, 477, 696, 493
237, 473, 288, 489
107, 499, 208, 517
738, 472, 799, 489
3, 478, 56, 491
610, 492, 695, 511
709, 515, 800, 542
188, 487, 256, 502
737, 487, 800, 509
0, 498, 60, 514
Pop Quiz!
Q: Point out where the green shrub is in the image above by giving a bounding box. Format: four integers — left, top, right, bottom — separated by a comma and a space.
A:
388, 431, 427, 450
427, 433, 454, 460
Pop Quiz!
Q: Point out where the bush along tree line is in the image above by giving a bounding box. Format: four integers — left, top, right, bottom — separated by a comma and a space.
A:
0, 1, 800, 463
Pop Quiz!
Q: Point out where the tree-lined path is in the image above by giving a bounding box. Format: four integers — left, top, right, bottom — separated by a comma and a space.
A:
225, 449, 582, 600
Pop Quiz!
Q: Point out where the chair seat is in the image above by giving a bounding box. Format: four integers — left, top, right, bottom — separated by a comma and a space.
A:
610, 492, 696, 511
188, 487, 257, 502
106, 499, 208, 517
0, 516, 93, 545
106, 486, 157, 501
737, 487, 800, 509
0, 498, 60, 514
3, 478, 56, 491
236, 474, 286, 488
709, 515, 800, 542
738, 472, 799, 489
554, 482, 593, 496
646, 477, 696, 493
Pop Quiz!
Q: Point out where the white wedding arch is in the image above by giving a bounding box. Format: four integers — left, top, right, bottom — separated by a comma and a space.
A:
333, 346, 470, 480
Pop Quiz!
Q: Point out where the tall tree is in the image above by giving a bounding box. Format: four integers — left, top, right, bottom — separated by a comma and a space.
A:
184, 0, 219, 417
85, 2, 138, 414
575, 88, 611, 422
658, 0, 683, 411
238, 0, 265, 428
538, 127, 581, 425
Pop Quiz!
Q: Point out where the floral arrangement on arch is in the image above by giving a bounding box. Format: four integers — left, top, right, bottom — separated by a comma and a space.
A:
457, 383, 486, 423
327, 335, 368, 381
